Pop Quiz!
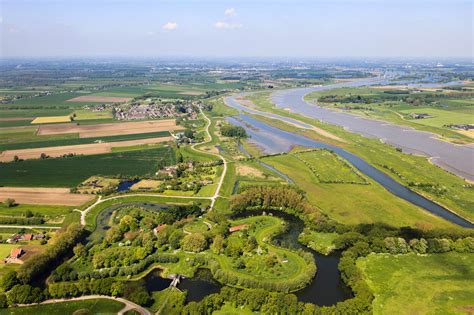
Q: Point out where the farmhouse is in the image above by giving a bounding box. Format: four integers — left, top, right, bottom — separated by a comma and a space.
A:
153, 224, 167, 235
409, 113, 431, 119
4, 248, 25, 264
229, 224, 249, 233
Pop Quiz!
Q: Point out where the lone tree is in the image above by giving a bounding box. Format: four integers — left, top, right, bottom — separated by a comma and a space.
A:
4, 198, 16, 208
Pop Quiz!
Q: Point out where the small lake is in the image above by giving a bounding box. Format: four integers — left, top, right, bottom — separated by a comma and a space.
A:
116, 179, 140, 192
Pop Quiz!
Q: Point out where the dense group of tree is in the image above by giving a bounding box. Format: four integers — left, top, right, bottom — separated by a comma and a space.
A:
17, 223, 86, 284
182, 286, 316, 314
220, 124, 248, 138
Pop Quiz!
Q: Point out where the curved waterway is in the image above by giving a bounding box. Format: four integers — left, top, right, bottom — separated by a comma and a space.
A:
225, 113, 473, 228
270, 80, 474, 181
234, 210, 352, 305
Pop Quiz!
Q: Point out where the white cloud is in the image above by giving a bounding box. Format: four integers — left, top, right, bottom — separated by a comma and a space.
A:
162, 22, 178, 31
224, 8, 236, 16
214, 21, 242, 30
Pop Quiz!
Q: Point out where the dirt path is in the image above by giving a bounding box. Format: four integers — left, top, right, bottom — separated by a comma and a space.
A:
191, 107, 227, 210
15, 294, 150, 315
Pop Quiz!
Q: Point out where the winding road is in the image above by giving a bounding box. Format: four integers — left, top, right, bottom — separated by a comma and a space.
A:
14, 295, 151, 315
76, 107, 227, 226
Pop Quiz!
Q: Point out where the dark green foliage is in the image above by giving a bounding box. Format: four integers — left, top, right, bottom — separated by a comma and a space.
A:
220, 124, 247, 138
6, 284, 45, 305
17, 223, 86, 284
0, 271, 19, 292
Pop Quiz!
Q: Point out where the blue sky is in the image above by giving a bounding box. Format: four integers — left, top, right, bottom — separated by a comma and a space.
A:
1, 0, 472, 58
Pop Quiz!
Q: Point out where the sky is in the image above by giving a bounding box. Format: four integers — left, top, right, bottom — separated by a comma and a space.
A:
1, 0, 472, 58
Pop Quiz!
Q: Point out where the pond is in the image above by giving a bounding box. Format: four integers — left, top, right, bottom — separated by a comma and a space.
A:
116, 179, 140, 192
143, 268, 222, 303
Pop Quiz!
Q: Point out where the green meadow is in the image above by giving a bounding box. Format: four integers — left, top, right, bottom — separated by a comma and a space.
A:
357, 252, 474, 315
0, 299, 125, 315
261, 153, 457, 229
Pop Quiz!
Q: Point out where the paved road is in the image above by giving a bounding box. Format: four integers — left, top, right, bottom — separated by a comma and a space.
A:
0, 224, 61, 229
15, 294, 151, 315
193, 107, 228, 209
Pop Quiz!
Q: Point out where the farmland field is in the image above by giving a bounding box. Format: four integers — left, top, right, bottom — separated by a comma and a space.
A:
0, 187, 94, 206
357, 252, 474, 315
31, 116, 71, 124
0, 146, 176, 187
399, 107, 474, 128
0, 135, 174, 161
37, 119, 183, 137
67, 95, 132, 102
0, 130, 171, 151
0, 299, 125, 315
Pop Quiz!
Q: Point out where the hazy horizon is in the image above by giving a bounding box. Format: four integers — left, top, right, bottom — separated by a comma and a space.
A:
1, 0, 473, 59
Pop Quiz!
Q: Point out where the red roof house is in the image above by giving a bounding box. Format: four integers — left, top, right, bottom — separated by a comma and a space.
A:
229, 224, 249, 233
21, 234, 33, 241
10, 248, 24, 259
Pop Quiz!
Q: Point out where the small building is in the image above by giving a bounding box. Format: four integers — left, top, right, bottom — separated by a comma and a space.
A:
21, 234, 33, 241
10, 248, 24, 259
409, 113, 431, 119
153, 224, 168, 235
229, 224, 249, 233
5, 248, 25, 264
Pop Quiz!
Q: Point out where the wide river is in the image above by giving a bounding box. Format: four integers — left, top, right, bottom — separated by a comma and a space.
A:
271, 79, 474, 181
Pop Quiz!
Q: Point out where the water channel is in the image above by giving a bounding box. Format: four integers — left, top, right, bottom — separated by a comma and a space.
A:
226, 114, 473, 228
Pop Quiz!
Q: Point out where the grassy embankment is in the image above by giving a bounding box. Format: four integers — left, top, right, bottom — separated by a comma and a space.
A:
357, 252, 474, 315
243, 92, 474, 224
0, 298, 125, 315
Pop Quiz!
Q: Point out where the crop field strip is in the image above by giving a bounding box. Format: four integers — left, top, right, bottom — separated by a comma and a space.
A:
0, 187, 95, 206
0, 136, 174, 162
0, 146, 177, 187
37, 119, 183, 137
0, 131, 171, 151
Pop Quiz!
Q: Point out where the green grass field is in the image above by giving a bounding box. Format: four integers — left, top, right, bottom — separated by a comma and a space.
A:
73, 109, 114, 120
0, 299, 125, 315
0, 204, 73, 218
399, 107, 474, 128
0, 131, 170, 151
261, 153, 457, 229
0, 146, 176, 187
294, 150, 367, 183
357, 252, 474, 315
0, 244, 19, 259
8, 92, 94, 109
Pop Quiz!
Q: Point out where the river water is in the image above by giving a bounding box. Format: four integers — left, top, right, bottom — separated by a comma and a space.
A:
270, 80, 474, 181
225, 114, 473, 228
